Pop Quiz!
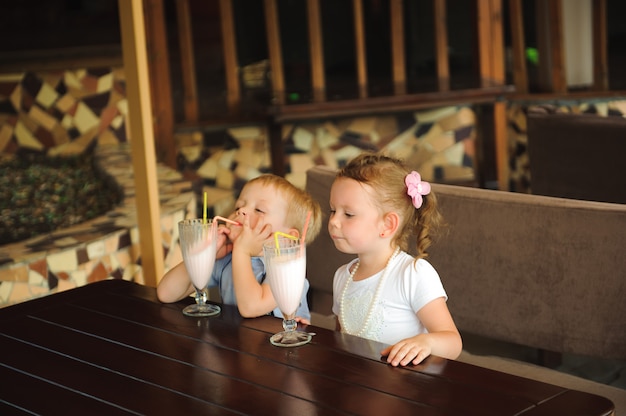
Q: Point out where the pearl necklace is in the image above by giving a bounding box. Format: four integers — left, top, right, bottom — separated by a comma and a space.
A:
339, 247, 401, 337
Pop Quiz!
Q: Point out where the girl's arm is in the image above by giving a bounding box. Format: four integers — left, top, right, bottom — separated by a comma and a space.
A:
380, 297, 462, 367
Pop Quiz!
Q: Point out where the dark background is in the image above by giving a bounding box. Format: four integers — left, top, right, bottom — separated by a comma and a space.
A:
1, 0, 625, 121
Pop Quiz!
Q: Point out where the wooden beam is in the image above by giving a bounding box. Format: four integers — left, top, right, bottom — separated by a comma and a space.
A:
219, 0, 240, 112
143, 0, 176, 168
307, 0, 326, 102
176, 0, 199, 122
353, 0, 368, 98
264, 0, 286, 105
433, 0, 450, 92
509, 0, 528, 93
272, 85, 513, 122
592, 0, 608, 91
390, 0, 406, 95
118, 0, 164, 287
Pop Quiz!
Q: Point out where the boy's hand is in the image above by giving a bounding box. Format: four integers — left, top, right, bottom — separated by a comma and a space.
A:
233, 215, 272, 257
216, 213, 242, 258
215, 225, 233, 259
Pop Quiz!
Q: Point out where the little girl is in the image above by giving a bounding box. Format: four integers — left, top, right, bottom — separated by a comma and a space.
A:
329, 152, 462, 367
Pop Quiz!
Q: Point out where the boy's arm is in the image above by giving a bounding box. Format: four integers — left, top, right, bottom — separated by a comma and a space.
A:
158, 225, 232, 304
156, 262, 194, 303
230, 219, 277, 317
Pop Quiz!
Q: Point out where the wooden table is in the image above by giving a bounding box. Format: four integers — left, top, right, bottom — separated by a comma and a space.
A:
1, 280, 615, 415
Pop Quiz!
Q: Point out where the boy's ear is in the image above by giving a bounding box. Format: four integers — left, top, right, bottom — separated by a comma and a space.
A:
287, 228, 300, 238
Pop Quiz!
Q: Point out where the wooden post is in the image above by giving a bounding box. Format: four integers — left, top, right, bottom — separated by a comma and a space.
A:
118, 0, 164, 287
353, 0, 368, 98
433, 0, 450, 92
307, 0, 326, 102
142, 0, 176, 168
390, 0, 406, 95
535, 0, 567, 92
176, 0, 199, 122
509, 0, 528, 93
264, 0, 286, 105
592, 0, 608, 91
219, 0, 241, 112
477, 0, 508, 190
489, 0, 508, 190
547, 0, 567, 93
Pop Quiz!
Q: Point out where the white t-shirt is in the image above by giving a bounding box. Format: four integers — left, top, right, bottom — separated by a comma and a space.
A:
332, 251, 447, 345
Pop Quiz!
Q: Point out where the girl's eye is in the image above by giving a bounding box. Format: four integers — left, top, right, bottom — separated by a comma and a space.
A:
255, 208, 265, 214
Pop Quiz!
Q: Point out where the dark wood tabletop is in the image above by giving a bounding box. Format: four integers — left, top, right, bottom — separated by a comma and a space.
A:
0, 279, 615, 415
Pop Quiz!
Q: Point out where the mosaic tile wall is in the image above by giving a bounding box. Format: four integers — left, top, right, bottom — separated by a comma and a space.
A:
0, 68, 129, 155
0, 68, 194, 307
176, 105, 479, 220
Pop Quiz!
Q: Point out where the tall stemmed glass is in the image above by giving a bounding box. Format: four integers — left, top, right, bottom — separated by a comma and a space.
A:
179, 218, 221, 317
263, 236, 311, 347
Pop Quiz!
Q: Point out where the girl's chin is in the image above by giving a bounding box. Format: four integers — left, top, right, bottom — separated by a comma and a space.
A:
332, 241, 353, 254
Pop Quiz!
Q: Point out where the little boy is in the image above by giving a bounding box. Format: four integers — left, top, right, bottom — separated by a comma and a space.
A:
157, 174, 322, 322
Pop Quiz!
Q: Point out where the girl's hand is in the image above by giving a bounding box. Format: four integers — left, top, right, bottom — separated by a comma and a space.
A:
380, 335, 432, 367
295, 316, 311, 326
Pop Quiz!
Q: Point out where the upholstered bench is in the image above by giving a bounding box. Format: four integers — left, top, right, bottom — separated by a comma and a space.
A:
304, 165, 626, 412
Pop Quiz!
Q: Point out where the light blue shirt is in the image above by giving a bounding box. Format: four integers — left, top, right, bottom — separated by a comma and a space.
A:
208, 253, 311, 321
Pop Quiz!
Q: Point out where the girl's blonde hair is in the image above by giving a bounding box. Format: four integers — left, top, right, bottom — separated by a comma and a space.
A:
245, 174, 322, 245
337, 152, 443, 259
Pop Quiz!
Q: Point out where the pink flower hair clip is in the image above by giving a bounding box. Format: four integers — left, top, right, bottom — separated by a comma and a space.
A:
405, 171, 431, 209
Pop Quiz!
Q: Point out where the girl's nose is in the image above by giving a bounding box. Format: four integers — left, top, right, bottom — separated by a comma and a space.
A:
328, 215, 337, 228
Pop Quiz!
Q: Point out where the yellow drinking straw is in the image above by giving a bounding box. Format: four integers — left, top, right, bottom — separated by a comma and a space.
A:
274, 231, 298, 253
203, 192, 208, 224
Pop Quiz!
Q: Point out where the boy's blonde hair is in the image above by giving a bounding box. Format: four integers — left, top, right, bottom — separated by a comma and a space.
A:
245, 174, 322, 245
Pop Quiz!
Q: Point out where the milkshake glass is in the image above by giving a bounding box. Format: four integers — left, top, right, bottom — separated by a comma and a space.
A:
179, 218, 221, 317
263, 236, 311, 347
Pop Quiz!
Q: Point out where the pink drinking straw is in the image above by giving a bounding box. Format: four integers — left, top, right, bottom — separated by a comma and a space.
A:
301, 210, 311, 247
213, 215, 241, 227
